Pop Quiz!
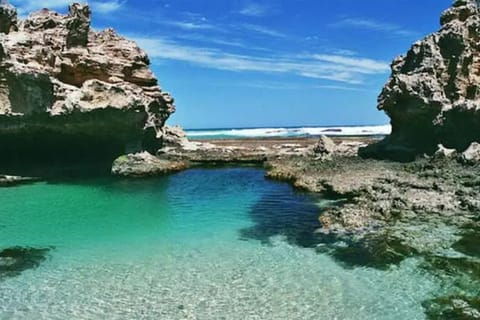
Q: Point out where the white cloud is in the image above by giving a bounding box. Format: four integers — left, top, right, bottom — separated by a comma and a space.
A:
164, 21, 216, 31
91, 0, 125, 14
331, 18, 418, 37
219, 81, 373, 92
331, 49, 357, 56
11, 0, 70, 15
175, 33, 270, 52
239, 3, 271, 17
133, 36, 389, 84
312, 54, 389, 73
241, 24, 286, 38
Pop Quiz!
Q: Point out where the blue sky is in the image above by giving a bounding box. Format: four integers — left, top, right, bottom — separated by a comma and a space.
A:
12, 0, 452, 129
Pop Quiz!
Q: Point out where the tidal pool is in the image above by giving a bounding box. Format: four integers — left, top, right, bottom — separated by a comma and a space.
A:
0, 168, 442, 319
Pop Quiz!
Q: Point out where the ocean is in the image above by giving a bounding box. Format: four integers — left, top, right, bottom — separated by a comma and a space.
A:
185, 124, 391, 140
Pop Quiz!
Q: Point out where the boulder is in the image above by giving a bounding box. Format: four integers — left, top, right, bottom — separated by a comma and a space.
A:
0, 2, 175, 162
112, 152, 188, 177
161, 125, 189, 147
0, 247, 51, 279
362, 0, 480, 161
434, 144, 457, 159
313, 135, 336, 155
461, 142, 480, 164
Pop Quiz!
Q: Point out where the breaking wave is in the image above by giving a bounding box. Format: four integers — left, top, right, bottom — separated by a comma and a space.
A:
186, 125, 391, 139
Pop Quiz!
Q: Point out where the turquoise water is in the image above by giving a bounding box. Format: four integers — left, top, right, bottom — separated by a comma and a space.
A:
0, 168, 441, 319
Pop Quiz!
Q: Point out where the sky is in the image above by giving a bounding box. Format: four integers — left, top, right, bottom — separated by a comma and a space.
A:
11, 0, 453, 129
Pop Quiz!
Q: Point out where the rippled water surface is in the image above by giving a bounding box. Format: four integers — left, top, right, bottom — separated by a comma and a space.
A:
0, 168, 441, 319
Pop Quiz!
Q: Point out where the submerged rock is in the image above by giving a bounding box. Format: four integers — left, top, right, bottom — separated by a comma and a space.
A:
423, 296, 480, 320
0, 2, 175, 162
328, 233, 418, 270
362, 0, 480, 161
0, 247, 51, 279
453, 227, 480, 258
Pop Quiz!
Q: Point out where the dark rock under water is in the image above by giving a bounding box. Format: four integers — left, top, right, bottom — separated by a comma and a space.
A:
0, 247, 52, 279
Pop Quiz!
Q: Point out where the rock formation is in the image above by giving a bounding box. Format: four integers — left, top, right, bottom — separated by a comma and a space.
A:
112, 152, 188, 177
0, 1, 17, 34
461, 141, 480, 163
361, 0, 480, 161
312, 135, 336, 159
0, 2, 174, 162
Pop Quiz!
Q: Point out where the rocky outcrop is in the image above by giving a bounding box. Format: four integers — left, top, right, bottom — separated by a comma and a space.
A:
0, 2, 174, 162
434, 144, 457, 159
0, 1, 17, 34
111, 152, 188, 177
461, 142, 480, 163
361, 0, 480, 161
313, 135, 336, 157
111, 134, 372, 177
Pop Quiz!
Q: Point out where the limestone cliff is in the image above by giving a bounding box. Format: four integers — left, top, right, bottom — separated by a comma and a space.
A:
361, 0, 480, 161
0, 2, 174, 162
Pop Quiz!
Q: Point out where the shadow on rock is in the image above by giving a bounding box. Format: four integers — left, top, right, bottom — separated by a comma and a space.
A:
0, 247, 52, 279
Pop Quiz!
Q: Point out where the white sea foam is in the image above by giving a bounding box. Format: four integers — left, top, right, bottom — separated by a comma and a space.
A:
186, 124, 391, 139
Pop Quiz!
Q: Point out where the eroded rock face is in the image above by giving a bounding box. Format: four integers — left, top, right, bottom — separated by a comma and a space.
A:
0, 1, 17, 34
362, 0, 480, 161
0, 2, 175, 162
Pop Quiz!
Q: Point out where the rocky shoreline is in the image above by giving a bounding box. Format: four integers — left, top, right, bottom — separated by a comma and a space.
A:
4, 133, 480, 317
0, 0, 479, 316
110, 132, 480, 317
111, 131, 480, 251
0, 2, 174, 162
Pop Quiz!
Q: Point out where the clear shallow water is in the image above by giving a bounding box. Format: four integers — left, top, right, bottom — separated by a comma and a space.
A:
0, 168, 440, 319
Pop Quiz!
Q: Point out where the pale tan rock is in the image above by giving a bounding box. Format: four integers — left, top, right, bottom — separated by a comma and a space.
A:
0, 2, 175, 159
111, 152, 188, 177
462, 142, 480, 164
362, 0, 480, 160
434, 144, 457, 159
313, 135, 336, 155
